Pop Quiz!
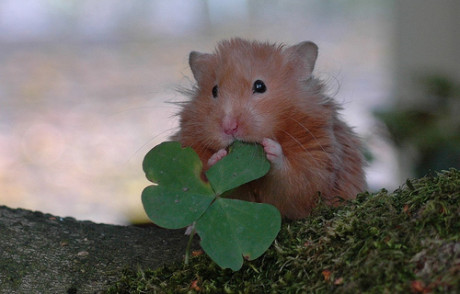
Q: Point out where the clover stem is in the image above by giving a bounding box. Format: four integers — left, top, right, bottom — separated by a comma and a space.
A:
184, 224, 196, 266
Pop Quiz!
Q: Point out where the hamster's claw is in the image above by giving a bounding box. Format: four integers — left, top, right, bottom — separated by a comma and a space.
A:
208, 149, 227, 167
262, 138, 285, 167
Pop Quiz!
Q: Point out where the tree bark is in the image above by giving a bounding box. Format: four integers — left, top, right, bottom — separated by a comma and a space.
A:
0, 205, 196, 293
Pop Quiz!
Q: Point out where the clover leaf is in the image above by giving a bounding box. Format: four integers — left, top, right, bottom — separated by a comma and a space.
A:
195, 198, 281, 271
206, 141, 271, 195
141, 142, 214, 229
141, 141, 281, 271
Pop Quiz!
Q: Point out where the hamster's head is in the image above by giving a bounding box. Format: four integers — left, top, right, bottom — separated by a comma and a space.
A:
180, 38, 320, 151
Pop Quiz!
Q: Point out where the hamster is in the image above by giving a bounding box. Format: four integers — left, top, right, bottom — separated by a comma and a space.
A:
173, 38, 366, 219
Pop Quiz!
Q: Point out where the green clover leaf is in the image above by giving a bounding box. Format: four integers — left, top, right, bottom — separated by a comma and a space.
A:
141, 141, 281, 270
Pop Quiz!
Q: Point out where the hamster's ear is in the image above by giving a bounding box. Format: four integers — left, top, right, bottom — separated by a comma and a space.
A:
189, 51, 212, 83
286, 41, 318, 78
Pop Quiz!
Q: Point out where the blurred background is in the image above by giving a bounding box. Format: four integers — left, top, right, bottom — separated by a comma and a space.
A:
1, 1, 459, 225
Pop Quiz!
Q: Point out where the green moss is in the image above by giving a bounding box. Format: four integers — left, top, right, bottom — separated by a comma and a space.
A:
107, 169, 460, 293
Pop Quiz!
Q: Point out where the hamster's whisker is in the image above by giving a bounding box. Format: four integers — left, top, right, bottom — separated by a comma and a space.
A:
127, 126, 179, 163
167, 100, 190, 108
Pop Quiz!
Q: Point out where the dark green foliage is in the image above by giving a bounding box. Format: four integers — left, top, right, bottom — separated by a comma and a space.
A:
375, 74, 460, 177
108, 169, 460, 293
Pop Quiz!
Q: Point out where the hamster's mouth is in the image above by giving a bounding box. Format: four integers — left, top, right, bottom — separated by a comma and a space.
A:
219, 133, 263, 151
223, 139, 261, 152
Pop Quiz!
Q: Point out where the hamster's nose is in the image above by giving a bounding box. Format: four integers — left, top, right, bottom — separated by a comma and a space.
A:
223, 117, 239, 135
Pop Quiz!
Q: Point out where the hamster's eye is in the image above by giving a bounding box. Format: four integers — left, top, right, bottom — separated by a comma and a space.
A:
212, 85, 218, 98
252, 80, 266, 94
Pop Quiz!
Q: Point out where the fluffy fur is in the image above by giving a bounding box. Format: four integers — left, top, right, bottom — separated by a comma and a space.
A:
173, 38, 366, 219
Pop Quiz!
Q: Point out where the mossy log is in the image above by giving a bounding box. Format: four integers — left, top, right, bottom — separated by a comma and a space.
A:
108, 169, 460, 293
1, 169, 459, 293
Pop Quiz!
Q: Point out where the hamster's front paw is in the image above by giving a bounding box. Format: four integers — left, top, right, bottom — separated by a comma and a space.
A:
208, 149, 227, 167
262, 138, 285, 167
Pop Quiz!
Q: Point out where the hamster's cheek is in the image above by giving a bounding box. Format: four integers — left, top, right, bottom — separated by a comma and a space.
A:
248, 116, 274, 143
